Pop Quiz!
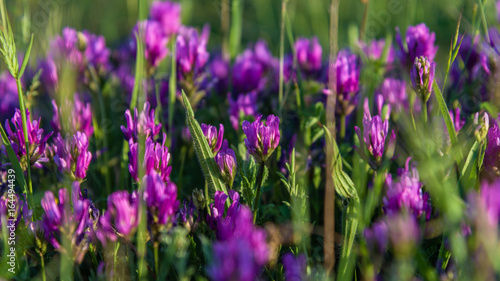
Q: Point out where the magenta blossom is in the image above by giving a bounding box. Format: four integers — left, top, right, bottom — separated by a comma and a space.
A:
134, 20, 169, 68
121, 102, 162, 142
396, 23, 438, 68
358, 38, 395, 65
129, 134, 172, 182
176, 25, 210, 79
201, 123, 224, 154
215, 140, 237, 188
142, 171, 179, 226
228, 91, 258, 131
410, 56, 435, 103
282, 253, 307, 281
53, 132, 92, 180
51, 94, 94, 138
295, 37, 322, 74
242, 115, 280, 163
4, 109, 53, 169
383, 158, 431, 220
149, 1, 181, 37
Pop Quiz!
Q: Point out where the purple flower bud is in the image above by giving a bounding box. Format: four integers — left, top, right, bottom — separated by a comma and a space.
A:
4, 109, 53, 169
355, 99, 390, 160
396, 23, 438, 68
52, 132, 92, 180
149, 1, 181, 37
128, 135, 172, 182
82, 31, 111, 71
121, 102, 162, 142
97, 190, 139, 246
364, 220, 389, 254
215, 140, 237, 188
410, 56, 435, 103
176, 25, 210, 79
51, 94, 94, 138
295, 37, 322, 74
242, 115, 280, 163
282, 253, 307, 281
209, 55, 230, 94
383, 158, 431, 220
134, 20, 169, 68
0, 72, 18, 123
201, 123, 224, 154
474, 112, 489, 141
449, 108, 465, 133
142, 171, 179, 226
228, 91, 258, 131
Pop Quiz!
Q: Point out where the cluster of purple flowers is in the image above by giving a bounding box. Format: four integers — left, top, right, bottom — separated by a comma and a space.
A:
207, 191, 269, 281
383, 158, 431, 220
242, 115, 281, 163
51, 94, 94, 138
52, 132, 92, 180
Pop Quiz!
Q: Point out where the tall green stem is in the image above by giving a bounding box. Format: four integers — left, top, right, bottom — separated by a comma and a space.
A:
422, 101, 428, 124
278, 0, 288, 111
340, 114, 346, 139
252, 162, 266, 223
40, 251, 46, 281
154, 241, 159, 277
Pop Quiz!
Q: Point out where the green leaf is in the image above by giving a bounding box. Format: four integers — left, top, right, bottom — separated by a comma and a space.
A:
337, 199, 359, 281
181, 91, 228, 197
433, 81, 458, 147
18, 34, 33, 79
0, 123, 27, 195
323, 126, 358, 199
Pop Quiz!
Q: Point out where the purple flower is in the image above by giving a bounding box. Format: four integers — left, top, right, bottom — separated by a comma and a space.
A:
37, 58, 58, 91
479, 180, 500, 225
215, 140, 237, 188
121, 102, 162, 142
376, 78, 410, 114
295, 37, 322, 74
209, 55, 230, 94
396, 23, 438, 68
228, 91, 258, 131
176, 25, 210, 79
282, 253, 307, 281
410, 56, 435, 103
232, 48, 267, 94
483, 117, 500, 181
50, 27, 110, 71
97, 190, 139, 246
497, 1, 500, 22
4, 109, 53, 169
129, 134, 172, 182
364, 220, 389, 254
383, 158, 431, 220
355, 99, 393, 162
201, 123, 224, 154
142, 171, 179, 226
358, 39, 395, 65
149, 1, 181, 37
242, 115, 280, 163
325, 49, 360, 116
207, 191, 269, 281
41, 182, 98, 263
53, 132, 92, 180
134, 20, 169, 68
51, 94, 94, 138
0, 72, 18, 123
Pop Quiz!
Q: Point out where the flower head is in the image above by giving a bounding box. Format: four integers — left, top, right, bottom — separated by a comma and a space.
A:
364, 220, 389, 254
282, 253, 307, 281
410, 56, 435, 103
134, 20, 169, 68
478, 180, 500, 226
295, 37, 322, 74
121, 102, 162, 142
201, 123, 224, 154
0, 72, 18, 123
97, 190, 139, 246
53, 132, 92, 180
383, 158, 431, 220
129, 134, 172, 182
396, 23, 438, 68
359, 38, 395, 65
215, 140, 237, 188
149, 1, 181, 37
142, 171, 179, 226
232, 42, 272, 94
51, 94, 94, 138
4, 109, 53, 169
483, 117, 500, 181
228, 91, 258, 131
176, 25, 210, 79
376, 78, 409, 114
242, 115, 280, 163
41, 182, 99, 263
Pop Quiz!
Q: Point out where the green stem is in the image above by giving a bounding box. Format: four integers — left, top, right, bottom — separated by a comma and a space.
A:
168, 38, 177, 145
340, 114, 346, 139
154, 241, 159, 278
204, 181, 210, 212
40, 251, 46, 281
253, 162, 266, 223
436, 234, 451, 272
278, 0, 287, 111
422, 101, 428, 124
114, 242, 120, 279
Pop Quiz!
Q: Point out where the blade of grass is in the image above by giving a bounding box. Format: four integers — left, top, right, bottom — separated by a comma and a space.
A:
228, 0, 242, 59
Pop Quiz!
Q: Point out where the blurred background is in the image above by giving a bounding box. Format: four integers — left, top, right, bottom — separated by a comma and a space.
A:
4, 0, 495, 64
